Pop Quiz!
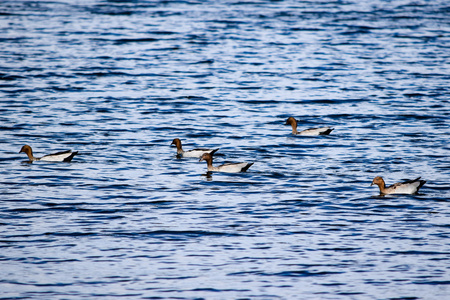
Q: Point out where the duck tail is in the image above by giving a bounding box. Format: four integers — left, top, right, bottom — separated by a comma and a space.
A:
320, 128, 334, 135
418, 180, 427, 191
63, 151, 78, 162
242, 162, 254, 172
210, 148, 220, 156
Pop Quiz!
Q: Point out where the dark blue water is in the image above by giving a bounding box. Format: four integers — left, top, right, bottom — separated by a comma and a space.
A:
1, 0, 449, 299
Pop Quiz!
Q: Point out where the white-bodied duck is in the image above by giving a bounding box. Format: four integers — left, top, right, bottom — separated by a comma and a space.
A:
371, 176, 426, 195
19, 145, 78, 162
285, 117, 334, 136
199, 153, 253, 173
171, 138, 219, 158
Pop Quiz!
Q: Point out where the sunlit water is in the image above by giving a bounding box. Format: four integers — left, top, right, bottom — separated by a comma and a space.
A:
1, 0, 449, 299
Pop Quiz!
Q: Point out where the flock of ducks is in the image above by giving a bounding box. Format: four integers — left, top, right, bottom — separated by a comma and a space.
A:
171, 138, 254, 173
18, 117, 427, 196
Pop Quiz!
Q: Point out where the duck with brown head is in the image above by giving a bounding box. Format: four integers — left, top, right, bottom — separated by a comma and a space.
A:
19, 145, 78, 162
285, 117, 334, 136
371, 176, 426, 195
171, 138, 219, 158
199, 153, 253, 173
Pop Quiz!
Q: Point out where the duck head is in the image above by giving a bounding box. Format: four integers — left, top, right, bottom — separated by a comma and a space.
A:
371, 176, 385, 188
285, 117, 297, 126
285, 117, 298, 134
199, 153, 212, 162
19, 145, 34, 160
171, 138, 182, 149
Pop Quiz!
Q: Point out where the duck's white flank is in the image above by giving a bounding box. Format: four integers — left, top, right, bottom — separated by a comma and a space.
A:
285, 117, 333, 136
19, 145, 78, 162
199, 153, 253, 173
171, 138, 219, 158
371, 176, 426, 195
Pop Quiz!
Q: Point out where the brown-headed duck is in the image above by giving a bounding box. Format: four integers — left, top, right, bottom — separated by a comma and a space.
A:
171, 138, 219, 158
19, 145, 78, 162
199, 153, 253, 173
285, 117, 334, 136
371, 176, 426, 195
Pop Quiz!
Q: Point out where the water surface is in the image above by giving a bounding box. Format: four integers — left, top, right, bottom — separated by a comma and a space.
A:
1, 0, 449, 299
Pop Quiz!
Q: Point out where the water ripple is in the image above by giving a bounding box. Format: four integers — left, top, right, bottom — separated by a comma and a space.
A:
0, 0, 449, 299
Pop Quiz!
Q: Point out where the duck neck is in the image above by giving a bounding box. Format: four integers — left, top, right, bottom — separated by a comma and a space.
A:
175, 143, 183, 154
378, 180, 387, 194
291, 120, 298, 134
26, 149, 35, 161
205, 157, 213, 169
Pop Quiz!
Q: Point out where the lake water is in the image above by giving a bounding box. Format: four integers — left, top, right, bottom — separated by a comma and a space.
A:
1, 0, 449, 299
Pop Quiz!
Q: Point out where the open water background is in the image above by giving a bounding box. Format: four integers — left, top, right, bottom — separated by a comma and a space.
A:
1, 0, 449, 299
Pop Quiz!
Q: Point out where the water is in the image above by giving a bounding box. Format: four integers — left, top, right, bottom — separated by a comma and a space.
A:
1, 0, 449, 299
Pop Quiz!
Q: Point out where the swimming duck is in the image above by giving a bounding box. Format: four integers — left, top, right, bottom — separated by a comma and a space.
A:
371, 176, 426, 195
19, 145, 78, 162
171, 138, 219, 158
199, 153, 253, 173
285, 117, 334, 136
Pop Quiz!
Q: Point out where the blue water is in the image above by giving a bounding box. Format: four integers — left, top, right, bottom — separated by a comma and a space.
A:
1, 0, 449, 299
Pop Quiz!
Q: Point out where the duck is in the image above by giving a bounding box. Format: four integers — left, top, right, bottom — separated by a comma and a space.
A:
371, 176, 426, 195
171, 138, 219, 158
285, 117, 334, 136
19, 145, 78, 162
199, 153, 253, 173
